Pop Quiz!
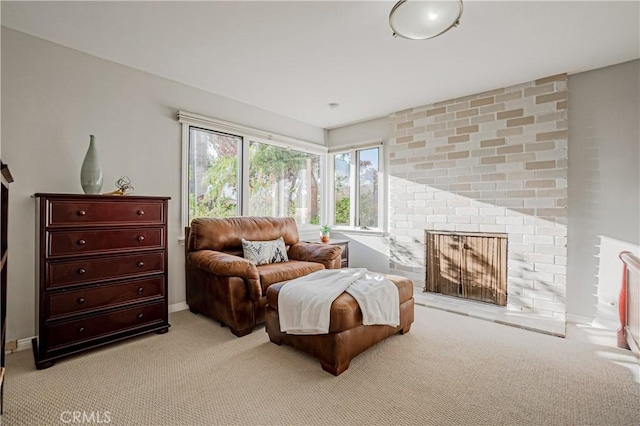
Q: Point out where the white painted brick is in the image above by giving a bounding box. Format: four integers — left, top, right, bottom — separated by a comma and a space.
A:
555, 236, 567, 246
455, 207, 480, 216
524, 235, 554, 245
427, 215, 447, 223
496, 216, 523, 225
470, 216, 497, 224
534, 245, 567, 256
449, 167, 473, 176
454, 224, 480, 232
414, 192, 434, 200
533, 282, 566, 294
407, 200, 427, 207
433, 208, 455, 215
508, 243, 535, 253
522, 289, 556, 302
448, 216, 470, 224
524, 253, 555, 264
554, 274, 566, 285
479, 224, 507, 233
496, 199, 525, 208
524, 198, 555, 207
555, 256, 567, 265
496, 162, 525, 172
534, 226, 567, 237
509, 234, 524, 243
535, 149, 567, 161
430, 200, 449, 208
506, 225, 535, 234
507, 296, 534, 308
479, 207, 506, 216
480, 190, 506, 199
533, 299, 565, 313
523, 269, 554, 283
495, 181, 524, 191
472, 182, 497, 190
448, 199, 471, 207
508, 277, 536, 289
509, 259, 535, 270
535, 263, 566, 274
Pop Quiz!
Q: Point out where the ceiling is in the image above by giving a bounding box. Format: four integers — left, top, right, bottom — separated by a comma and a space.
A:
2, 1, 639, 129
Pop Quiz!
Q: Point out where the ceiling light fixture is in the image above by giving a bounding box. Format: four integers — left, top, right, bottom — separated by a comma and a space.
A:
389, 0, 463, 40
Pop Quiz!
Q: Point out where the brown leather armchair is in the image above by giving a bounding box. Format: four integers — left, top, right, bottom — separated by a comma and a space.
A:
185, 217, 343, 337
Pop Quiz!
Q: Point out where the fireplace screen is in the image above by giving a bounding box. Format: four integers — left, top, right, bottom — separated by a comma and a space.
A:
425, 231, 507, 306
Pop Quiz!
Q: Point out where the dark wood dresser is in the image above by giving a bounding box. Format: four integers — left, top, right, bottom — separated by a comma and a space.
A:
32, 194, 170, 369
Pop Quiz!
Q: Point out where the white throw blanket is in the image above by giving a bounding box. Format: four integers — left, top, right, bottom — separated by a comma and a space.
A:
278, 268, 400, 335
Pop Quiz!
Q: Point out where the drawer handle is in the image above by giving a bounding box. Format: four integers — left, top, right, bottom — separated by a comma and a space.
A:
137, 210, 145, 216
77, 239, 86, 246
137, 235, 145, 242
137, 313, 144, 319
77, 210, 86, 216
137, 287, 144, 295
77, 297, 86, 304
77, 327, 85, 334
77, 268, 86, 275
137, 261, 144, 267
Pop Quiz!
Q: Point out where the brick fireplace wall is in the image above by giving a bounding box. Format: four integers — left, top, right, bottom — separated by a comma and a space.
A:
388, 74, 568, 319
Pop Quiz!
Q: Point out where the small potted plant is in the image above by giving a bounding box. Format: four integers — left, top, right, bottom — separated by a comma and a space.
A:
320, 224, 331, 243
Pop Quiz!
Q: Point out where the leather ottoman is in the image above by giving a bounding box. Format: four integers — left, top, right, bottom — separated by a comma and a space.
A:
265, 274, 415, 376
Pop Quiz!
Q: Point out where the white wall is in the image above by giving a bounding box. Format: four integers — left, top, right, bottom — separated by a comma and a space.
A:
1, 28, 325, 341
327, 116, 390, 148
567, 60, 640, 327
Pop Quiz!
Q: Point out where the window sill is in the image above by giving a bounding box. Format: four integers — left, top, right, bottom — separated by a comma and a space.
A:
331, 228, 387, 237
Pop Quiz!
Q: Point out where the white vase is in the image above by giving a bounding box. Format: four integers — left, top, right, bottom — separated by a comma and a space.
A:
80, 135, 103, 194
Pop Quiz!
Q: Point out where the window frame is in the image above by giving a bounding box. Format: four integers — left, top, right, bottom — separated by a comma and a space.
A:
328, 141, 385, 233
179, 111, 328, 240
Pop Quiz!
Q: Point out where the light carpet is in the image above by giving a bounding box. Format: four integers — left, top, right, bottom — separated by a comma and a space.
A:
3, 306, 639, 425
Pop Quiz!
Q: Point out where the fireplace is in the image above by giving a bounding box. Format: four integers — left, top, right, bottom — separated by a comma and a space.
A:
426, 231, 507, 306
387, 74, 568, 319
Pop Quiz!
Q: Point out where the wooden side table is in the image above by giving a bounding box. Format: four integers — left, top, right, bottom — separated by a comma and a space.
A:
304, 239, 349, 268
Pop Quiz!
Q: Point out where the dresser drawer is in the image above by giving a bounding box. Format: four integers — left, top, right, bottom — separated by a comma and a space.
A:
47, 228, 164, 257
47, 276, 164, 319
46, 302, 165, 349
47, 200, 165, 227
46, 251, 165, 288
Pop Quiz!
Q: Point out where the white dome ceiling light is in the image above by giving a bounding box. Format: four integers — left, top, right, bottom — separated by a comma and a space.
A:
389, 0, 463, 40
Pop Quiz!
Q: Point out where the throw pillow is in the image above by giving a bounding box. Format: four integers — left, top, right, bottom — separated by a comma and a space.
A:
242, 237, 289, 266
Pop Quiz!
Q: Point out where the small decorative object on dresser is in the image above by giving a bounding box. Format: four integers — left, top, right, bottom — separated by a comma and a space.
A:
32, 193, 170, 369
80, 135, 103, 194
104, 176, 134, 196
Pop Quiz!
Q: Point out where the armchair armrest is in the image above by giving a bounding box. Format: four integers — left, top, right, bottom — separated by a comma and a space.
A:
288, 243, 343, 269
187, 250, 261, 301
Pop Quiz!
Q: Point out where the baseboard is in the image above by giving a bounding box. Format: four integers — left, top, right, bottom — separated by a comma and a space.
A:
5, 336, 36, 354
169, 302, 189, 313
566, 313, 594, 325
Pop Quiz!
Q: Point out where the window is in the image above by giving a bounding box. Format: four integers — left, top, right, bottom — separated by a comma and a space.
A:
180, 111, 326, 233
331, 144, 383, 231
248, 142, 321, 225
188, 128, 240, 220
